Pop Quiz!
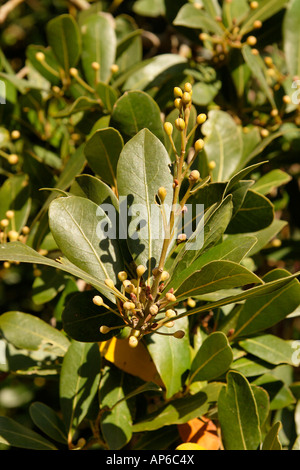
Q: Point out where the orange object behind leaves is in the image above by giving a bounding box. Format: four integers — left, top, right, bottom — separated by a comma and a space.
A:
99, 337, 164, 387
178, 417, 221, 450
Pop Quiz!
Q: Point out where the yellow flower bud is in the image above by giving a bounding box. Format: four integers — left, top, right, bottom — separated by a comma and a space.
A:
93, 295, 104, 306
247, 36, 257, 46
22, 226, 30, 235
283, 95, 291, 104
189, 170, 200, 183
196, 113, 207, 125
100, 325, 111, 334
260, 129, 269, 138
165, 321, 175, 328
161, 271, 170, 282
187, 297, 196, 308
123, 280, 135, 293
69, 67, 78, 77
8, 154, 18, 164
184, 82, 192, 93
174, 98, 182, 109
149, 304, 159, 316
250, 1, 259, 8
123, 301, 135, 310
270, 109, 278, 117
164, 122, 173, 136
136, 265, 146, 277
253, 20, 262, 29
118, 271, 128, 282
182, 92, 192, 105
174, 87, 183, 98
8, 230, 19, 242
11, 130, 20, 140
91, 61, 100, 71
175, 118, 186, 131
251, 48, 259, 56
165, 309, 175, 318
128, 336, 138, 348
195, 139, 205, 152
3, 261, 10, 269
110, 64, 119, 74
166, 293, 177, 303
35, 51, 45, 62
158, 186, 167, 203
0, 219, 9, 228
264, 57, 273, 67
105, 278, 115, 289
208, 160, 216, 170
5, 210, 14, 219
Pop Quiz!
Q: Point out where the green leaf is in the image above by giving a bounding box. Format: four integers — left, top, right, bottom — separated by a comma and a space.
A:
0, 311, 70, 357
49, 195, 123, 290
84, 127, 123, 188
0, 174, 31, 233
246, 219, 287, 256
96, 82, 119, 112
53, 96, 101, 118
188, 332, 233, 384
70, 174, 119, 210
100, 366, 132, 450
62, 290, 122, 342
239, 0, 288, 36
222, 0, 249, 28
0, 416, 57, 450
252, 169, 292, 195
60, 340, 101, 439
145, 317, 191, 399
201, 110, 243, 182
117, 128, 173, 275
115, 15, 142, 73
32, 268, 68, 305
26, 45, 61, 85
133, 0, 166, 17
29, 402, 68, 445
111, 90, 165, 143
218, 371, 261, 450
283, 0, 300, 79
81, 14, 117, 85
232, 270, 300, 339
253, 374, 296, 410
251, 384, 270, 428
173, 3, 224, 34
239, 335, 295, 366
175, 260, 262, 301
262, 422, 282, 450
231, 356, 275, 377
226, 189, 274, 234
242, 45, 276, 108
191, 80, 222, 106
46, 14, 81, 71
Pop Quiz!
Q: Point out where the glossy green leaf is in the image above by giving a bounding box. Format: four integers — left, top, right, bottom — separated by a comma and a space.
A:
252, 169, 292, 195
116, 15, 142, 73
29, 402, 68, 445
117, 128, 173, 275
226, 189, 274, 234
111, 90, 165, 143
0, 311, 70, 357
0, 174, 31, 233
239, 0, 288, 35
62, 290, 122, 342
46, 14, 81, 71
246, 219, 287, 256
239, 335, 295, 366
84, 127, 124, 188
26, 45, 60, 85
262, 422, 282, 450
32, 268, 68, 305
251, 384, 270, 428
70, 174, 119, 210
218, 371, 261, 450
231, 356, 275, 378
253, 374, 296, 410
53, 96, 101, 118
146, 317, 191, 399
232, 269, 300, 339
222, 0, 249, 27
60, 340, 101, 439
81, 14, 117, 85
96, 82, 119, 112
283, 0, 300, 79
175, 260, 262, 300
201, 110, 243, 182
49, 195, 123, 289
173, 3, 224, 34
0, 416, 57, 450
100, 366, 132, 450
133, 0, 166, 17
188, 332, 233, 384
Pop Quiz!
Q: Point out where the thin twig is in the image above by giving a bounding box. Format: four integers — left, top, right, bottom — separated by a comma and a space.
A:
0, 0, 25, 24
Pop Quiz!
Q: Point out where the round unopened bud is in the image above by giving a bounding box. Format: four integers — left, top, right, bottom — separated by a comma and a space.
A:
251, 48, 259, 56
184, 82, 192, 93
165, 321, 175, 328
189, 170, 200, 183
131, 329, 140, 338
123, 301, 135, 311
253, 20, 262, 29
105, 278, 115, 289
35, 51, 45, 62
52, 85, 61, 94
264, 56, 273, 66
199, 32, 208, 41
118, 271, 128, 281
196, 113, 207, 125
93, 295, 104, 306
173, 330, 185, 339
270, 108, 278, 117
175, 118, 186, 131
161, 271, 170, 282
158, 186, 167, 203
283, 95, 291, 104
11, 130, 20, 140
182, 92, 192, 105
247, 36, 257, 46
174, 87, 183, 98
174, 98, 182, 109
149, 304, 159, 316
8, 230, 19, 242
3, 261, 10, 269
208, 160, 216, 170
123, 280, 135, 293
165, 309, 175, 318
195, 139, 205, 153
5, 210, 14, 219
272, 238, 282, 247
110, 64, 119, 74
128, 336, 138, 348
91, 61, 100, 71
100, 325, 111, 334
187, 297, 196, 308
0, 219, 9, 228
69, 67, 78, 77
136, 265, 146, 277
22, 226, 30, 235
166, 292, 177, 303
8, 154, 18, 164
260, 129, 269, 137
250, 1, 259, 9
177, 233, 187, 244
164, 122, 173, 136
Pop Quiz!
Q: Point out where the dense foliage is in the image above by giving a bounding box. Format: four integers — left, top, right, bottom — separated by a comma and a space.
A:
0, 0, 300, 451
